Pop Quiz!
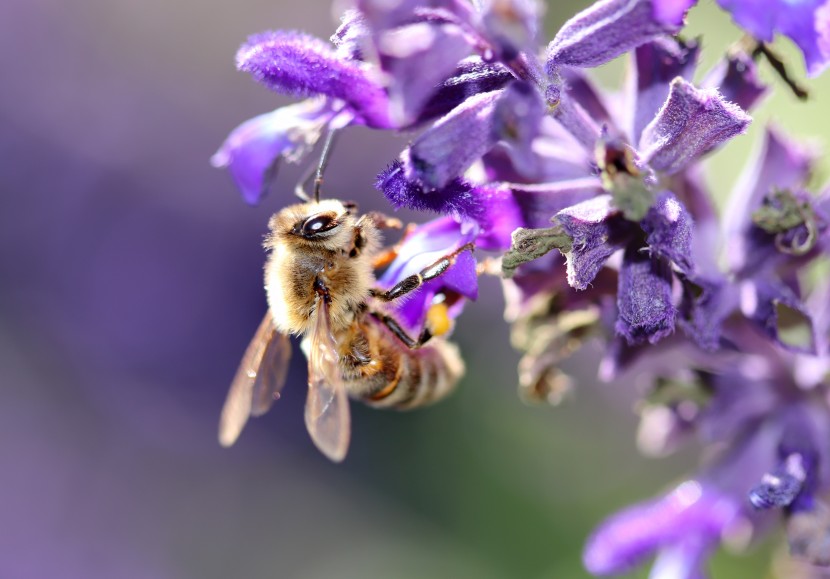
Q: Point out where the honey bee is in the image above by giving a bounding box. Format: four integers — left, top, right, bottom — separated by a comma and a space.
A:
218, 198, 472, 461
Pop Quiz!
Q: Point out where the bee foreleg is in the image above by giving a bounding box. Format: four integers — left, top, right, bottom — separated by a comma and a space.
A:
361, 212, 403, 230
370, 243, 475, 302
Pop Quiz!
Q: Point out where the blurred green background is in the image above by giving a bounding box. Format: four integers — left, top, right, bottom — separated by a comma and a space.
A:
2, 0, 829, 577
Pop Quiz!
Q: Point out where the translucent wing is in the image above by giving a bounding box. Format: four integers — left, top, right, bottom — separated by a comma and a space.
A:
218, 312, 292, 447
304, 298, 351, 462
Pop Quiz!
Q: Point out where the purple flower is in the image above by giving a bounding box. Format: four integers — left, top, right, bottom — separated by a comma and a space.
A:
716, 0, 830, 77
237, 31, 394, 129
212, 1, 830, 576
584, 481, 740, 576
211, 99, 338, 205
377, 217, 479, 333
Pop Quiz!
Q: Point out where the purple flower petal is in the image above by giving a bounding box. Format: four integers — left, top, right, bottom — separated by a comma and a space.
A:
511, 177, 604, 229
629, 37, 700, 144
551, 94, 602, 151
750, 453, 808, 509
331, 9, 370, 61
405, 90, 503, 188
236, 31, 392, 128
480, 0, 541, 61
583, 481, 739, 575
678, 276, 737, 351
560, 68, 615, 129
616, 247, 676, 344
378, 217, 478, 331
553, 195, 635, 290
375, 22, 474, 125
702, 51, 768, 112
416, 58, 514, 125
211, 99, 334, 204
640, 78, 751, 175
377, 161, 523, 251
652, 0, 698, 25
716, 0, 830, 77
724, 126, 815, 249
741, 278, 817, 354
546, 0, 692, 73
648, 538, 712, 579
491, 81, 545, 179
641, 191, 694, 274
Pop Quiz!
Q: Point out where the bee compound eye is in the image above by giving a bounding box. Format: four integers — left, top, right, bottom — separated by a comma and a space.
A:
301, 213, 337, 236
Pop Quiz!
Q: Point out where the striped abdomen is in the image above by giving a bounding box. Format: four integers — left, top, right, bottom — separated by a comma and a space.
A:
339, 315, 465, 410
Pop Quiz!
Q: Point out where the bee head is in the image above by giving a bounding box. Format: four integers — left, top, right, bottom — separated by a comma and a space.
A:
268, 199, 355, 250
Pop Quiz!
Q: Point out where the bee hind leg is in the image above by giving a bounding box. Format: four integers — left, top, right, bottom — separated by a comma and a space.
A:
371, 312, 434, 349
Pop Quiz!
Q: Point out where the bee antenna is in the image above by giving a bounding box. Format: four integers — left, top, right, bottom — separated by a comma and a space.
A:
313, 128, 339, 203
295, 128, 340, 203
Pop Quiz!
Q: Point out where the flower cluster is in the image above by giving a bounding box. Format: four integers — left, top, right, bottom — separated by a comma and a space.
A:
214, 0, 830, 575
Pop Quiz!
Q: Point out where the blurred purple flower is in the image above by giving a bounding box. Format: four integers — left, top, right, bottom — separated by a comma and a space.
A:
584, 480, 740, 576
657, 0, 830, 76
716, 0, 830, 77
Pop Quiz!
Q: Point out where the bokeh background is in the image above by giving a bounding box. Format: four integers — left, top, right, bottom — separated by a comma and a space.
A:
3, 0, 830, 577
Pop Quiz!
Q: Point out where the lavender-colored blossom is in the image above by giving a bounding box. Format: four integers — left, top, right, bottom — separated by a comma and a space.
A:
546, 0, 690, 73
237, 30, 393, 129
379, 0, 696, 191
405, 90, 503, 188
377, 216, 479, 332
629, 37, 700, 143
657, 0, 830, 76
639, 78, 751, 175
616, 246, 677, 344
552, 195, 632, 290
716, 0, 830, 77
213, 1, 830, 576
211, 99, 336, 205
584, 481, 740, 576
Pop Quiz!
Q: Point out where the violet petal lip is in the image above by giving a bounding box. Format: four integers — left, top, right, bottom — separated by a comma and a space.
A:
715, 0, 830, 77
701, 50, 768, 112
641, 191, 694, 275
236, 30, 393, 128
405, 89, 504, 189
416, 58, 515, 125
629, 37, 700, 144
639, 78, 751, 175
616, 246, 677, 345
376, 217, 478, 331
376, 21, 474, 126
553, 195, 633, 291
210, 99, 335, 205
583, 481, 739, 576
546, 0, 691, 74
491, 81, 545, 180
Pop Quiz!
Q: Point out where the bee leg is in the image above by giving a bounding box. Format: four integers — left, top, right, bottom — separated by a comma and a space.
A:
370, 243, 475, 302
371, 312, 434, 349
362, 212, 404, 230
